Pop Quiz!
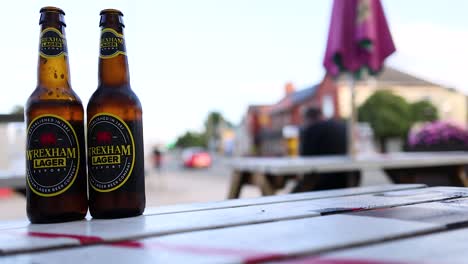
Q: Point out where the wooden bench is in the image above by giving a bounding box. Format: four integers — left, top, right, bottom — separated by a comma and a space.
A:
227, 152, 468, 198
3, 185, 468, 263
0, 170, 25, 189
0, 114, 25, 193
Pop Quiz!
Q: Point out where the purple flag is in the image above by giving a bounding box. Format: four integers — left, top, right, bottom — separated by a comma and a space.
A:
323, 0, 396, 76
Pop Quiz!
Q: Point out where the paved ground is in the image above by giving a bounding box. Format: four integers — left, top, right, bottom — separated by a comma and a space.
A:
0, 155, 391, 221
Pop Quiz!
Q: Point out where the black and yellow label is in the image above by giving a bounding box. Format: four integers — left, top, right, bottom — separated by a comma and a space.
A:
26, 115, 79, 197
39, 27, 67, 58
87, 113, 135, 192
100, 28, 126, 59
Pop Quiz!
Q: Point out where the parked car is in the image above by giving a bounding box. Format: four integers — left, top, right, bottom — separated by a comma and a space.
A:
181, 147, 212, 168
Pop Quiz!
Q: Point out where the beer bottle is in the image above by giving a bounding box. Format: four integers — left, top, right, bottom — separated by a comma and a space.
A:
25, 7, 87, 223
87, 9, 145, 218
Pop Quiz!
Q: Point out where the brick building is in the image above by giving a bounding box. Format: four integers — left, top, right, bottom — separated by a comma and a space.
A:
239, 75, 340, 156
237, 67, 467, 156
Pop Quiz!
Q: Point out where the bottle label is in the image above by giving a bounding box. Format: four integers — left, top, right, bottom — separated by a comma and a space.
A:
39, 27, 67, 58
100, 28, 126, 59
26, 115, 80, 197
88, 113, 135, 192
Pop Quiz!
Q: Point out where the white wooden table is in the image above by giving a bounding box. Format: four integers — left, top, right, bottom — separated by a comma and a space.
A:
228, 152, 468, 198
0, 170, 25, 189
4, 185, 468, 263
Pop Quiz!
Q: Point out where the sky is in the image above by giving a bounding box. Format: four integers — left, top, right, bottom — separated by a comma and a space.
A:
1, 0, 467, 145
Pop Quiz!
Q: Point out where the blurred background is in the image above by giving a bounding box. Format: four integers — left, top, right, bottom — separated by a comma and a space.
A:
1, 0, 468, 220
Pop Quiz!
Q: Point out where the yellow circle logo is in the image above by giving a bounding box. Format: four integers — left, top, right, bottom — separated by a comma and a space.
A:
26, 114, 80, 197
88, 113, 135, 192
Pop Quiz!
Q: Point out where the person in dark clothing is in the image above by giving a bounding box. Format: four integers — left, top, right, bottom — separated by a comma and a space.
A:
152, 147, 163, 171
293, 107, 359, 192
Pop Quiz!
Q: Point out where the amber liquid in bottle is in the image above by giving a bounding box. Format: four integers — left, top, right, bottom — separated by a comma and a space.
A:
87, 9, 145, 219
25, 7, 87, 223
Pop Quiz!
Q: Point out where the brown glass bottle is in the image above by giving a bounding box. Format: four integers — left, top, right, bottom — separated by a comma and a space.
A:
87, 9, 145, 219
25, 7, 87, 223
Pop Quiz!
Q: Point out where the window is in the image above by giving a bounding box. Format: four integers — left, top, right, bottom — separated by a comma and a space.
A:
322, 95, 334, 118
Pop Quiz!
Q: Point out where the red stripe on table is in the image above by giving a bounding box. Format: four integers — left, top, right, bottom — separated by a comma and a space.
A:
243, 253, 287, 264
20, 232, 410, 264
22, 231, 282, 261
109, 242, 412, 264
112, 240, 285, 262
270, 257, 411, 264
111, 240, 144, 248
23, 232, 408, 264
27, 232, 103, 244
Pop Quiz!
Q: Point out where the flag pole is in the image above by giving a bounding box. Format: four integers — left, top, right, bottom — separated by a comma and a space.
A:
348, 73, 357, 159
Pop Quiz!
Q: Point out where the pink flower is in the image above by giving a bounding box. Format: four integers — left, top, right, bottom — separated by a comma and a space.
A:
408, 121, 468, 147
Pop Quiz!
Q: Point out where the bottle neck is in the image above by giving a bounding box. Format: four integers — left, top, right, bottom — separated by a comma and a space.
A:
98, 26, 130, 87
37, 23, 71, 89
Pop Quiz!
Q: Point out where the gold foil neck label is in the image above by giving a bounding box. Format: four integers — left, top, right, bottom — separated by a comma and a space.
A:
100, 28, 126, 59
39, 27, 68, 58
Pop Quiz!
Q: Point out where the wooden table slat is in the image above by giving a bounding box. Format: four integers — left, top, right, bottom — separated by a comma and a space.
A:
145, 184, 426, 216
0, 184, 426, 231
319, 227, 468, 264
349, 196, 468, 227
0, 215, 443, 264
230, 152, 468, 175
1, 186, 466, 255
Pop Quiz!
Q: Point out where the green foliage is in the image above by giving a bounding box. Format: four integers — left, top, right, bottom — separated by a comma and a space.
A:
174, 131, 207, 148
358, 90, 440, 152
410, 100, 438, 122
174, 111, 232, 149
358, 90, 412, 139
11, 105, 24, 114
206, 112, 222, 127
204, 111, 224, 140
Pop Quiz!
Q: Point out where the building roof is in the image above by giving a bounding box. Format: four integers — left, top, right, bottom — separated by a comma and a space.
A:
247, 104, 270, 112
376, 67, 441, 86
270, 85, 319, 114
291, 85, 319, 105
338, 66, 442, 87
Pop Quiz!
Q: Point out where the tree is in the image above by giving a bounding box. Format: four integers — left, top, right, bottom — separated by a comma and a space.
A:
358, 90, 412, 152
204, 111, 222, 142
410, 100, 438, 122
204, 111, 231, 151
174, 131, 207, 148
11, 105, 24, 115
173, 111, 232, 151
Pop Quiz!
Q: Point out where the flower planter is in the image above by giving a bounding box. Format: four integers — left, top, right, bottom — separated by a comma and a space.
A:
393, 121, 468, 186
